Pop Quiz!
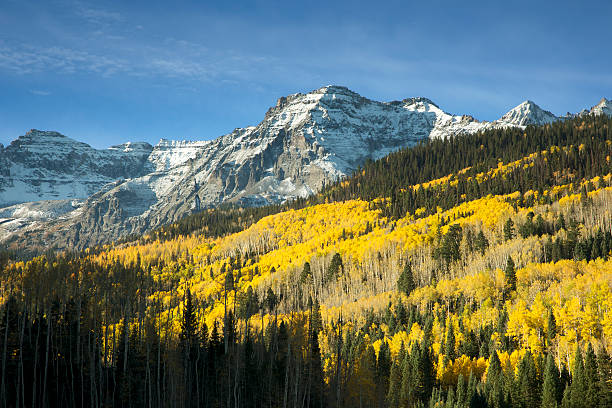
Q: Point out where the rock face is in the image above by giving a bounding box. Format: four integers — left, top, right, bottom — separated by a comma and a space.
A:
0, 86, 604, 250
590, 98, 612, 117
498, 100, 558, 126
0, 130, 153, 206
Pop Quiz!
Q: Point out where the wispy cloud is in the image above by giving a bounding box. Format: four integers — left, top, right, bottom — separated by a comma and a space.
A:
72, 1, 123, 25
0, 32, 280, 86
29, 89, 51, 96
0, 43, 130, 76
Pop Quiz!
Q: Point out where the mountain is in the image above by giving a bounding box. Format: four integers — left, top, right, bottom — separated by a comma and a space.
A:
590, 97, 612, 116
0, 130, 153, 206
0, 86, 603, 250
3, 113, 611, 408
498, 100, 559, 126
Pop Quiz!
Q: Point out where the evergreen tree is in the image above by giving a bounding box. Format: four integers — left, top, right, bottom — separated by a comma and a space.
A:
444, 319, 456, 363
387, 348, 403, 408
583, 343, 600, 408
541, 353, 561, 408
486, 351, 505, 408
547, 309, 557, 350
569, 346, 586, 408
265, 287, 278, 314
597, 350, 612, 407
397, 262, 416, 296
504, 218, 515, 241
377, 341, 392, 406
534, 214, 546, 236
180, 288, 199, 355
504, 256, 517, 297
326, 253, 343, 282
515, 349, 541, 408
475, 229, 489, 255
399, 348, 412, 407
413, 340, 435, 404
300, 261, 312, 284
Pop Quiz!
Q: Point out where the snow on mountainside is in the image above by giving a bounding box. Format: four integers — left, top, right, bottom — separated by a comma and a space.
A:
498, 100, 559, 126
590, 98, 612, 117
0, 130, 153, 205
0, 86, 608, 250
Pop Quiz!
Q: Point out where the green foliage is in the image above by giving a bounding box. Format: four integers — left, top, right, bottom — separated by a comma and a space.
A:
300, 261, 312, 284
515, 350, 541, 408
443, 320, 456, 363
474, 229, 489, 255
237, 286, 259, 321
504, 256, 517, 296
434, 223, 463, 268
503, 218, 515, 241
397, 262, 416, 296
265, 287, 278, 313
542, 353, 562, 408
547, 309, 556, 350
326, 253, 343, 282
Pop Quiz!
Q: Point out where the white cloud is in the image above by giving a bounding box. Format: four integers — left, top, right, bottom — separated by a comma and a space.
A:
29, 89, 51, 96
72, 1, 123, 25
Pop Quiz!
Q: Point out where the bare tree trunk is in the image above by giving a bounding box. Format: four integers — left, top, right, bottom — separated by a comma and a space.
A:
283, 344, 290, 408
31, 317, 41, 408
1, 297, 10, 407
17, 305, 26, 408
42, 310, 51, 408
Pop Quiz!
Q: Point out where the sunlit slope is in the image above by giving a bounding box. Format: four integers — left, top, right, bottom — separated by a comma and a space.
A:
3, 128, 612, 397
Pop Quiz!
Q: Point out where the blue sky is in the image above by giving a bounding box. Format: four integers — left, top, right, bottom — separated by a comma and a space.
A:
0, 0, 611, 148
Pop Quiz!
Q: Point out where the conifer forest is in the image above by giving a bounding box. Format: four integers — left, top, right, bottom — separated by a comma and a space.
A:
2, 116, 612, 407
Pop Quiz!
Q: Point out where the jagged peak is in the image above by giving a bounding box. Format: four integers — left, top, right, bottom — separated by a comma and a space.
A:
12, 129, 84, 148
315, 85, 358, 96
23, 129, 66, 138
108, 141, 153, 153
400, 97, 439, 108
499, 100, 558, 126
591, 97, 612, 116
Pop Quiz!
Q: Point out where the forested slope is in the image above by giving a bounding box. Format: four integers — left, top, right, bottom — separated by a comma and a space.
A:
1, 116, 612, 407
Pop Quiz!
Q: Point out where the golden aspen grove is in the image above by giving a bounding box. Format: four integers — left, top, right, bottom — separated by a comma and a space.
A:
1, 115, 612, 407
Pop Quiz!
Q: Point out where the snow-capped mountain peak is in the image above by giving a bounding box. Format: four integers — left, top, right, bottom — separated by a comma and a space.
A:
499, 100, 559, 126
590, 97, 612, 116
1, 86, 610, 250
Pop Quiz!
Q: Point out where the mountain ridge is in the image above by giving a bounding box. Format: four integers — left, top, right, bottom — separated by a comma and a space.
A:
0, 86, 609, 250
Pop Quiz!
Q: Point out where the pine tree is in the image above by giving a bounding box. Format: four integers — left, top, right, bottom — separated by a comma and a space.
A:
475, 230, 489, 255
300, 261, 312, 284
541, 353, 561, 408
504, 256, 517, 298
265, 287, 278, 314
399, 348, 412, 407
504, 218, 515, 241
535, 214, 546, 236
412, 340, 434, 404
387, 352, 403, 408
326, 253, 343, 282
397, 262, 416, 296
569, 346, 586, 408
444, 319, 456, 363
516, 349, 541, 408
180, 288, 199, 359
583, 343, 600, 408
376, 341, 392, 406
546, 309, 557, 351
597, 350, 612, 407
307, 300, 324, 408
486, 351, 505, 408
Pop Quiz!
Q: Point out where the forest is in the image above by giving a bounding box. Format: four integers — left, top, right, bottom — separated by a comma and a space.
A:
1, 115, 612, 407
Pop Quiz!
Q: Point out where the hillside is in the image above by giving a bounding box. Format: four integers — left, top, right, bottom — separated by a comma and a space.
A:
1, 86, 592, 251
1, 115, 611, 407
